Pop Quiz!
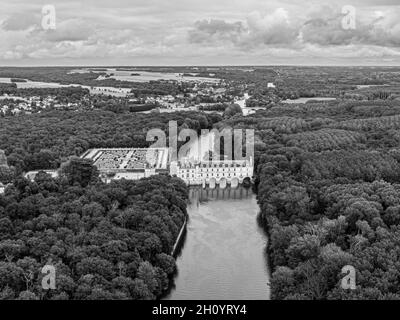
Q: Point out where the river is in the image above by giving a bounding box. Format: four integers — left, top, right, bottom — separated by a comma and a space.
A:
282, 97, 337, 104
164, 186, 270, 300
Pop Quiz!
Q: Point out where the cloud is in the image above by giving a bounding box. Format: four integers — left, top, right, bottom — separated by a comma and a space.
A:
300, 6, 400, 47
244, 8, 299, 45
41, 19, 94, 42
0, 0, 400, 65
187, 4, 400, 54
1, 12, 39, 31
189, 8, 299, 48
2, 50, 24, 60
188, 19, 245, 44
351, 0, 400, 6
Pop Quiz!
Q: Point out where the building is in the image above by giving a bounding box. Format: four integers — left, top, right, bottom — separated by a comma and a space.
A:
22, 147, 253, 187
170, 159, 253, 187
81, 147, 169, 183
24, 170, 59, 181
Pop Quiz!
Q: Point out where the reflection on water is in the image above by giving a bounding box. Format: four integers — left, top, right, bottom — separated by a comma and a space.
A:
164, 186, 270, 300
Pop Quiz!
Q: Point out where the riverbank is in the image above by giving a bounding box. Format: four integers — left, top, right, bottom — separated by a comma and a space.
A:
171, 216, 188, 257
164, 186, 270, 300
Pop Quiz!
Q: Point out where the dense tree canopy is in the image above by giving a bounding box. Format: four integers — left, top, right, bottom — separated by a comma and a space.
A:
3, 65, 400, 300
0, 110, 219, 299
218, 95, 400, 299
0, 110, 221, 174
0, 171, 187, 300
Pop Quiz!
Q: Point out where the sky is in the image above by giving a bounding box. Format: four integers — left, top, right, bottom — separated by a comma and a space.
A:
0, 0, 400, 66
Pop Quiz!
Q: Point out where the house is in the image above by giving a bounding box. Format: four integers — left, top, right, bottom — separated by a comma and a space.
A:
24, 170, 59, 181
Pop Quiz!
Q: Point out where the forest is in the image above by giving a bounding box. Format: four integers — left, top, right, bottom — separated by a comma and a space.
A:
0, 84, 89, 101
0, 68, 197, 96
0, 109, 226, 299
2, 66, 400, 299
219, 97, 400, 299
0, 168, 188, 299
0, 110, 221, 178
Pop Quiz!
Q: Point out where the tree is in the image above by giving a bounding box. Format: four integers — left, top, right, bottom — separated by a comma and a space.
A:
270, 266, 295, 300
0, 165, 14, 184
0, 240, 24, 262
130, 279, 154, 300
16, 257, 39, 291
223, 104, 243, 119
136, 261, 158, 294
60, 157, 99, 187
17, 290, 39, 300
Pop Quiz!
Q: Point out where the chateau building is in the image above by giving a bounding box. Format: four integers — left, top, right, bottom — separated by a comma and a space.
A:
24, 148, 253, 188
170, 159, 253, 187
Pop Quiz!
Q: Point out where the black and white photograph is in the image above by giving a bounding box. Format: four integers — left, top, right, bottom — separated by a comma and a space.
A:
0, 0, 400, 311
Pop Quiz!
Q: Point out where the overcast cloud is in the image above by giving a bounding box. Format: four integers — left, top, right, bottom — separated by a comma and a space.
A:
0, 0, 399, 65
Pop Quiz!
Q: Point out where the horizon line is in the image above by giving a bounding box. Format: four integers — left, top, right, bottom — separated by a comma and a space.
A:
1, 64, 400, 68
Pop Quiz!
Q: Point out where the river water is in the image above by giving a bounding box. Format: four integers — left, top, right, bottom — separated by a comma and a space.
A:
281, 97, 337, 104
164, 186, 270, 300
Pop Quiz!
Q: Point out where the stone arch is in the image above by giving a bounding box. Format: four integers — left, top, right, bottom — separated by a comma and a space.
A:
231, 177, 239, 189
209, 177, 216, 189
242, 177, 251, 188
219, 177, 227, 189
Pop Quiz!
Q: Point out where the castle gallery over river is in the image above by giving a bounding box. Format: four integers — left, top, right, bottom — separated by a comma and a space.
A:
24, 147, 254, 188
